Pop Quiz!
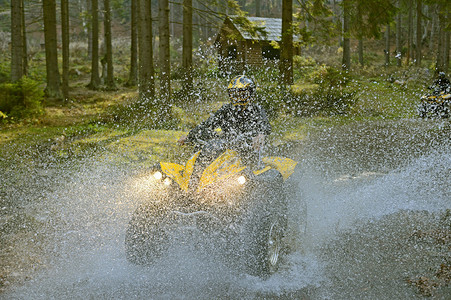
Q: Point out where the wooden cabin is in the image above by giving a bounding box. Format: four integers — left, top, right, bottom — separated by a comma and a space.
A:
215, 16, 299, 72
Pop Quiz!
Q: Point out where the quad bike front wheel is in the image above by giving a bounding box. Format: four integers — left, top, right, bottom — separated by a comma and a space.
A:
245, 216, 285, 278
418, 103, 427, 118
440, 104, 450, 118
266, 219, 283, 272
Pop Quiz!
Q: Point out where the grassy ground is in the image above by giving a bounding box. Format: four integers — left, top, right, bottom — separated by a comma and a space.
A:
1, 38, 444, 166
0, 66, 433, 168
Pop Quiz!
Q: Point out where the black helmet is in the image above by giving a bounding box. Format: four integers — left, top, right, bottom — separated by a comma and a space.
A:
439, 72, 446, 79
227, 75, 255, 106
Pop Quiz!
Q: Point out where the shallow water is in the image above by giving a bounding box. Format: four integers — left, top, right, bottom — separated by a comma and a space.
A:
1, 119, 450, 299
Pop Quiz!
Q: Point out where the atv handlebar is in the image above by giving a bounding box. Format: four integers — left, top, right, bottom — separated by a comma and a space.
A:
195, 133, 265, 152
428, 84, 451, 94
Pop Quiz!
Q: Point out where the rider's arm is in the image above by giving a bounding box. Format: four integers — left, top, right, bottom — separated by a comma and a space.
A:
185, 106, 226, 144
258, 105, 271, 136
245, 104, 271, 138
230, 105, 271, 149
252, 105, 271, 150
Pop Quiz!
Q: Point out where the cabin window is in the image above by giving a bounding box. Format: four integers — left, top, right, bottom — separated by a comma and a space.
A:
262, 45, 280, 60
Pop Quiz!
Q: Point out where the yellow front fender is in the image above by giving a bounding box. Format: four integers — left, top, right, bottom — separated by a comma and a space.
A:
260, 156, 298, 180
197, 149, 246, 191
160, 151, 200, 191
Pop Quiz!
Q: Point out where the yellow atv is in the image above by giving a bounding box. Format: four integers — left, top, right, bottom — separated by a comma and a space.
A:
125, 138, 298, 277
418, 86, 451, 118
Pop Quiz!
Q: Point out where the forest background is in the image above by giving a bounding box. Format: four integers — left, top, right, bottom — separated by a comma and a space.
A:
0, 0, 450, 165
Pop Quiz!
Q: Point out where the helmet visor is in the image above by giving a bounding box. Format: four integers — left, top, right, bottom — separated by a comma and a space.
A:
228, 89, 251, 106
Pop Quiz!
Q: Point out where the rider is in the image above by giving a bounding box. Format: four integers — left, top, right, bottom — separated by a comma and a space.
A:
431, 72, 450, 91
178, 75, 271, 163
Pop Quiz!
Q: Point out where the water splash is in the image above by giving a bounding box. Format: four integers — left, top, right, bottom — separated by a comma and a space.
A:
2, 120, 450, 299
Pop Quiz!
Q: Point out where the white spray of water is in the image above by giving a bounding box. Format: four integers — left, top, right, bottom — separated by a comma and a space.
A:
2, 124, 450, 299
2, 158, 323, 299
301, 147, 450, 247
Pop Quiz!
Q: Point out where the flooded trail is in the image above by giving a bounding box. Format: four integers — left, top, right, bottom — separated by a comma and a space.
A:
293, 119, 450, 299
1, 119, 450, 299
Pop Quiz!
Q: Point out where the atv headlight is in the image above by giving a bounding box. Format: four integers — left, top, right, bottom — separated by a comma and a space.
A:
141, 170, 172, 189
197, 174, 248, 206
153, 171, 163, 180
129, 170, 170, 197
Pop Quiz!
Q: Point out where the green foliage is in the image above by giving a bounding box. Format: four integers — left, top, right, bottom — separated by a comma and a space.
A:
255, 85, 290, 119
250, 60, 350, 117
247, 61, 280, 83
293, 55, 317, 78
112, 0, 130, 22
294, 0, 338, 45
309, 65, 351, 87
258, 65, 358, 117
0, 3, 10, 31
0, 77, 44, 120
293, 55, 316, 67
347, 0, 397, 40
303, 87, 357, 116
302, 65, 357, 115
0, 54, 9, 83
102, 96, 181, 130
226, 1, 269, 40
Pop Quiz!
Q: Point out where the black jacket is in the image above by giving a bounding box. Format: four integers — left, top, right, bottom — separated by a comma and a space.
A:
186, 103, 271, 144
432, 77, 450, 90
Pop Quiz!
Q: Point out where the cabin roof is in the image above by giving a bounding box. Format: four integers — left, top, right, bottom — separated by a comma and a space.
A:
234, 16, 282, 41
218, 16, 298, 42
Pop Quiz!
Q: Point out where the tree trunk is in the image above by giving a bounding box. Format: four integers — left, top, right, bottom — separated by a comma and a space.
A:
422, 4, 429, 42
11, 0, 24, 82
256, 0, 261, 17
358, 39, 364, 66
357, 2, 363, 66
42, 0, 62, 98
87, 0, 92, 59
198, 1, 208, 41
396, 0, 402, 67
159, 0, 171, 101
443, 32, 450, 70
407, 2, 413, 63
61, 0, 70, 100
385, 24, 390, 67
104, 0, 116, 89
415, 0, 422, 66
88, 0, 101, 89
435, 17, 443, 73
127, 0, 138, 86
444, 12, 450, 71
138, 0, 155, 100
21, 0, 27, 76
429, 5, 435, 51
342, 0, 351, 69
182, 0, 193, 95
280, 0, 293, 85
333, 0, 341, 47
